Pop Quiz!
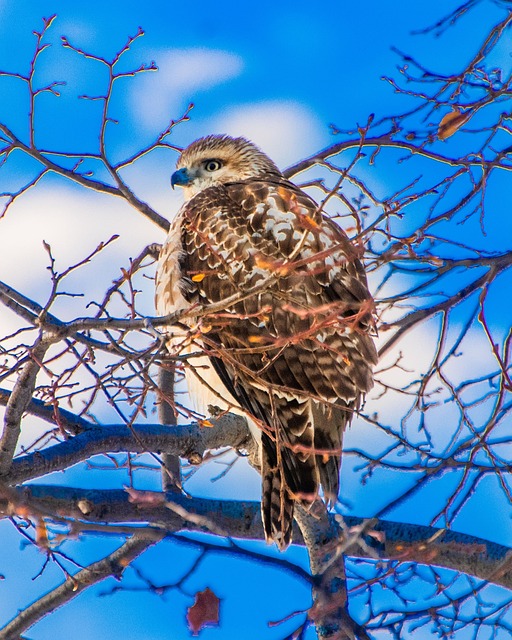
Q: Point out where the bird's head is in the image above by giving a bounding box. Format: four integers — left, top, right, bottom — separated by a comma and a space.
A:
171, 135, 281, 200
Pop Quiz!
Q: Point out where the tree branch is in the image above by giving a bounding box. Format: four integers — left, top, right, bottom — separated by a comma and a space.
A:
3, 483, 511, 594
0, 122, 170, 231
7, 414, 252, 485
0, 339, 49, 476
0, 387, 91, 435
0, 532, 161, 639
283, 134, 512, 180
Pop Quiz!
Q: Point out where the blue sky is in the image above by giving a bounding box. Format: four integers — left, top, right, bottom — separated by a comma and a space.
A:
0, 1, 511, 638
0, 0, 505, 164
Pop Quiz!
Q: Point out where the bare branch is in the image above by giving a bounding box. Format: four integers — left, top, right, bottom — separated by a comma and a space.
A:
8, 414, 251, 485
0, 339, 49, 476
0, 532, 161, 640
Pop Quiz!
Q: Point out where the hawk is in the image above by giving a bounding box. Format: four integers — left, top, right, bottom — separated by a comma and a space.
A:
155, 135, 377, 549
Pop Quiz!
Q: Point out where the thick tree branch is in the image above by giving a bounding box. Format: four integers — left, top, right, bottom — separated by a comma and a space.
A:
295, 502, 370, 640
0, 339, 49, 476
7, 414, 252, 485
1, 485, 268, 542
3, 483, 511, 594
158, 362, 181, 492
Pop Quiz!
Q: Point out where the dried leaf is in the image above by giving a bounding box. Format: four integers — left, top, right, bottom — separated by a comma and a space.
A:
254, 254, 277, 270
124, 486, 166, 508
199, 323, 212, 334
367, 529, 386, 544
13, 504, 30, 518
277, 186, 290, 200
187, 588, 220, 635
438, 108, 472, 140
36, 519, 49, 549
188, 452, 203, 465
300, 214, 319, 230
77, 499, 93, 515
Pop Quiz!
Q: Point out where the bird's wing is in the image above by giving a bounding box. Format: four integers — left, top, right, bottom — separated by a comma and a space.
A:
176, 177, 377, 547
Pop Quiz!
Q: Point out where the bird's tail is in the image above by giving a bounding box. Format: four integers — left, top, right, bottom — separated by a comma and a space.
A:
259, 400, 350, 549
260, 398, 319, 550
261, 434, 295, 550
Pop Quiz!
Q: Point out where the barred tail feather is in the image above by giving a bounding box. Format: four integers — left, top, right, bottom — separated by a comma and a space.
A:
261, 434, 294, 550
312, 404, 349, 506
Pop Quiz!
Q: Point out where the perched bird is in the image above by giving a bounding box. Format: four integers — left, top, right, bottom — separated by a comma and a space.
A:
155, 135, 377, 549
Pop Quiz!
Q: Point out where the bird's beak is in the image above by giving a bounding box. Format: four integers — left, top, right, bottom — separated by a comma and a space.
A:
171, 167, 192, 189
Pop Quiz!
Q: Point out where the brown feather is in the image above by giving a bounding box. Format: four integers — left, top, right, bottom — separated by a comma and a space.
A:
156, 136, 377, 549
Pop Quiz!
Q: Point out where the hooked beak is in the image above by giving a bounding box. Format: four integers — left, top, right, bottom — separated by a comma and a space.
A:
171, 167, 192, 189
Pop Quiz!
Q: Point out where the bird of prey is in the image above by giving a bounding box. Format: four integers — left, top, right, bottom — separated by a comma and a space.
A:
155, 135, 377, 549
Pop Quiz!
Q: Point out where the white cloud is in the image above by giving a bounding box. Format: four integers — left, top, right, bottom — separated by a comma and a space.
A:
0, 182, 164, 312
0, 179, 169, 453
352, 315, 500, 457
58, 19, 98, 47
131, 48, 244, 131
209, 101, 329, 168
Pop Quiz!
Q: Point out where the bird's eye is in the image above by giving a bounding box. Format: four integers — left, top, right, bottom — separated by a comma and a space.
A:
204, 159, 223, 172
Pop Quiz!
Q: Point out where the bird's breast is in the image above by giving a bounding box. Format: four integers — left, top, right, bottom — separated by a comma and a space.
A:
155, 213, 189, 317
